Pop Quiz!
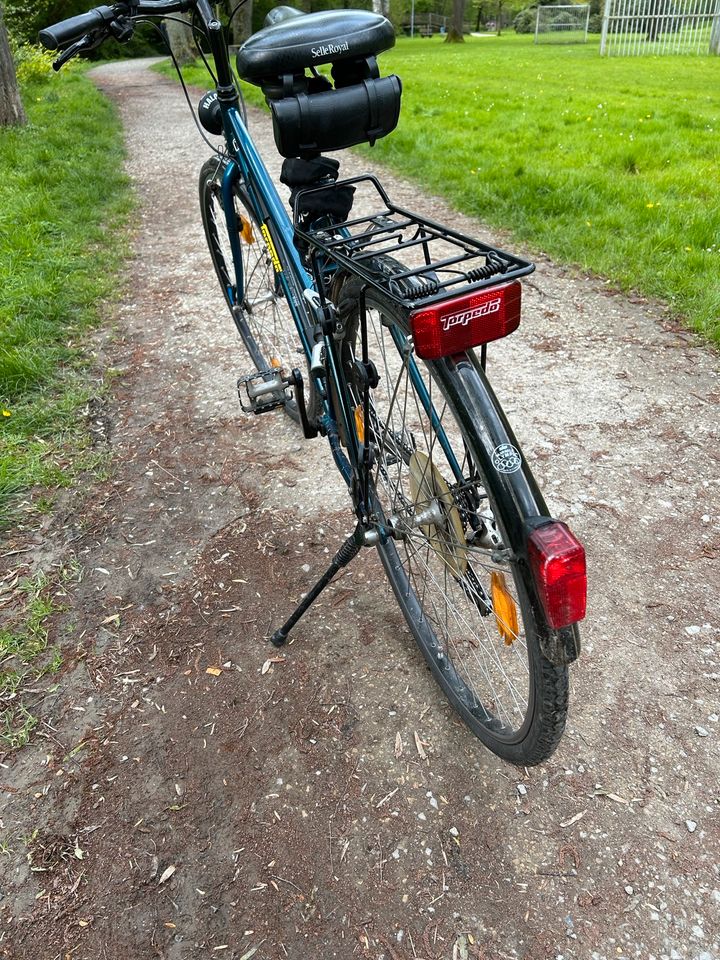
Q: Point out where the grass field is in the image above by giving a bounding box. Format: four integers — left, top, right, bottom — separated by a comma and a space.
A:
371, 35, 719, 340
163, 34, 719, 341
0, 70, 130, 750
0, 71, 131, 528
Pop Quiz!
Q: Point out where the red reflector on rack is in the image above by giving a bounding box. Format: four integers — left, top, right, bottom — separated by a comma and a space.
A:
410, 281, 522, 360
528, 522, 587, 630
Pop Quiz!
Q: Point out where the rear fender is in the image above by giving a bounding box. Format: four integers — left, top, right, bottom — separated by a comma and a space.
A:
445, 356, 581, 666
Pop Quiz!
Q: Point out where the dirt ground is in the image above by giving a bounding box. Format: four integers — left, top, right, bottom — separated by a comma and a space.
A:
1, 59, 719, 960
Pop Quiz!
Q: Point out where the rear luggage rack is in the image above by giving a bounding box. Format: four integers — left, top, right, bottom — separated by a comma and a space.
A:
294, 175, 535, 310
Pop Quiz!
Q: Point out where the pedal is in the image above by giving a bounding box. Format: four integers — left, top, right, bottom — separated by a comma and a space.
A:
237, 368, 288, 415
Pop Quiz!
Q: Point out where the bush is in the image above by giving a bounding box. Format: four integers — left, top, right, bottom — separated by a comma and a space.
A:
10, 40, 55, 84
514, 7, 536, 32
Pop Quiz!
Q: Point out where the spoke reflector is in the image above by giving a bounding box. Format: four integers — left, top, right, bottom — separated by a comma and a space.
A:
491, 570, 519, 645
528, 521, 587, 629
240, 216, 255, 243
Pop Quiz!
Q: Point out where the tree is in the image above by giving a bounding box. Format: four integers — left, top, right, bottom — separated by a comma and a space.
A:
166, 12, 196, 65
227, 0, 252, 47
0, 3, 25, 126
445, 0, 465, 40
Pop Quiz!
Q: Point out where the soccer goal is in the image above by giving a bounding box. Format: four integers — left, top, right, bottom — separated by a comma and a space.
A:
534, 3, 591, 42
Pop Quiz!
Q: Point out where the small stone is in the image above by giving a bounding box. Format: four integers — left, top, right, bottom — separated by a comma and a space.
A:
695, 726, 710, 737
684, 625, 701, 636
686, 820, 697, 833
448, 826, 459, 837
517, 784, 528, 796
625, 885, 634, 895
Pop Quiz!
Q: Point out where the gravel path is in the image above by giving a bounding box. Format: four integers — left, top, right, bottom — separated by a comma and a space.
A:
1, 57, 718, 960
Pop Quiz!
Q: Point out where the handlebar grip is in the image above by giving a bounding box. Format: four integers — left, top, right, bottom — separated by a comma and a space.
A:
39, 5, 116, 50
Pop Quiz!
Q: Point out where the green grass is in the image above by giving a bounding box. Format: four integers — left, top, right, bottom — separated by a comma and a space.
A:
0, 70, 132, 527
369, 35, 720, 340
0, 570, 61, 751
160, 35, 719, 341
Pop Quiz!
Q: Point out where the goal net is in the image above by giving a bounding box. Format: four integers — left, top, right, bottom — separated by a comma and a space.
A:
534, 4, 590, 43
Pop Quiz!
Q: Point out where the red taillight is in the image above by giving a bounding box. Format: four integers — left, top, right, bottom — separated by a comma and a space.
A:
528, 522, 587, 629
410, 281, 522, 360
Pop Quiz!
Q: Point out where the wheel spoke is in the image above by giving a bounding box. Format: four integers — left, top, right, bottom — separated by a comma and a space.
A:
351, 290, 539, 740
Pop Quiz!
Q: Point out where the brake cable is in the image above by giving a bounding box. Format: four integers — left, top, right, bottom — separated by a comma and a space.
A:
134, 16, 223, 154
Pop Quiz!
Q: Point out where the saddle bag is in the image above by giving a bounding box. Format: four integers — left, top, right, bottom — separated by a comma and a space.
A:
237, 9, 402, 159
270, 74, 402, 159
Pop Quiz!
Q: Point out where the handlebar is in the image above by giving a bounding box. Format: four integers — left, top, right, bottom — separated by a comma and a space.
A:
40, 0, 229, 85
39, 5, 116, 50
38, 0, 202, 54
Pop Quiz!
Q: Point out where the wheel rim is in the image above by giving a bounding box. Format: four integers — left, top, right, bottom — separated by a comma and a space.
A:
206, 182, 302, 373
356, 300, 535, 742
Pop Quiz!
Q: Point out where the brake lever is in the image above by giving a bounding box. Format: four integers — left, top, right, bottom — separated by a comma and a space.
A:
53, 37, 89, 70
52, 28, 110, 70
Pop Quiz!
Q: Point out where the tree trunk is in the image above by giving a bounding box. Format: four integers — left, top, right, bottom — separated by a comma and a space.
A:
372, 0, 390, 16
166, 12, 196, 66
0, 4, 26, 126
228, 0, 252, 47
445, 0, 465, 41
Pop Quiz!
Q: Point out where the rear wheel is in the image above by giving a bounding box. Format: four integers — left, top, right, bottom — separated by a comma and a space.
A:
334, 274, 569, 765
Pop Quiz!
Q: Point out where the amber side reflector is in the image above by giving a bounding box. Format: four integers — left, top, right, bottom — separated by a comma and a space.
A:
354, 404, 365, 443
240, 217, 255, 243
491, 570, 519, 645
410, 281, 522, 360
527, 521, 587, 629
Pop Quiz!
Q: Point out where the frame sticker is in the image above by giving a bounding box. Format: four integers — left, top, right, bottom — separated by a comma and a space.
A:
260, 223, 283, 274
491, 443, 522, 474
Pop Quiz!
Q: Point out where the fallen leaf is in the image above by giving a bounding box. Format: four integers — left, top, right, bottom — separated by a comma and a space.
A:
414, 730, 427, 760
100, 614, 120, 626
560, 810, 586, 828
593, 789, 628, 804
394, 732, 403, 758
261, 660, 272, 675
205, 667, 222, 677
158, 865, 176, 885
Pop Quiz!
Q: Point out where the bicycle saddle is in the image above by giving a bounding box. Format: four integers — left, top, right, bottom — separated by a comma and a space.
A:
236, 8, 395, 85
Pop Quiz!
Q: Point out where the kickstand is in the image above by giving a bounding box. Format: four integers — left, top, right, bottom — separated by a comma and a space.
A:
270, 524, 364, 647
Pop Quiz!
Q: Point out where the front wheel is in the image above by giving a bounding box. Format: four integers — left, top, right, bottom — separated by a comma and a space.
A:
199, 157, 305, 375
334, 275, 570, 765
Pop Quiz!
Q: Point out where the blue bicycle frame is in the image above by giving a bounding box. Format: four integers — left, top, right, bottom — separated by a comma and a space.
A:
199, 4, 460, 496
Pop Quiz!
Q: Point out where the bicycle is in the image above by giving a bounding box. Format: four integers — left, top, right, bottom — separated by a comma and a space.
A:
39, 0, 587, 766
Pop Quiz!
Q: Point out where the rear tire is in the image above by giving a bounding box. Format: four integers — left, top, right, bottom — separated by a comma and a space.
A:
334, 273, 569, 765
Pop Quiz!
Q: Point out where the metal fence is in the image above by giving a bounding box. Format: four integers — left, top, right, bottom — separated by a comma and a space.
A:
601, 0, 720, 54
